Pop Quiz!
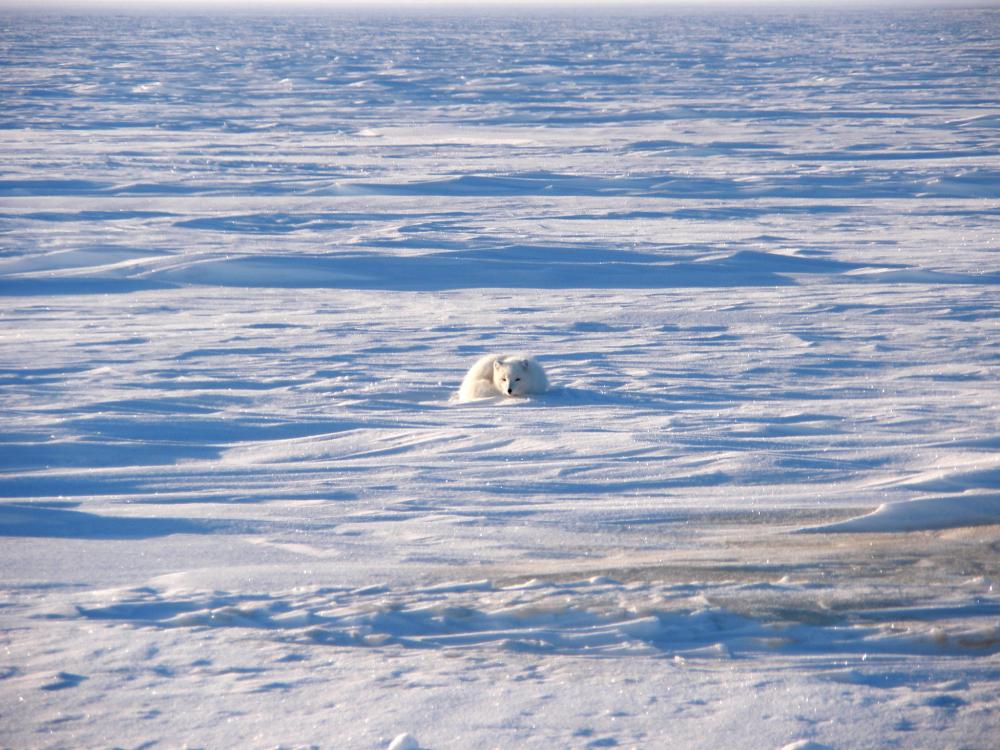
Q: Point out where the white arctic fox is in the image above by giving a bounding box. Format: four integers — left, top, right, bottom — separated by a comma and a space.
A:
458, 353, 549, 402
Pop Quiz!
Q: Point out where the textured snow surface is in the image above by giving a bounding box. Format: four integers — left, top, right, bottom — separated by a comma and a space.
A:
1, 7, 999, 749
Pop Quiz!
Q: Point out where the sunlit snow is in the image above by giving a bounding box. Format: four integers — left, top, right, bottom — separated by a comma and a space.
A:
1, 6, 998, 749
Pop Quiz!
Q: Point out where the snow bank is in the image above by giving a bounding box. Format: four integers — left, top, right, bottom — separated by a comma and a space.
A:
801, 493, 1000, 534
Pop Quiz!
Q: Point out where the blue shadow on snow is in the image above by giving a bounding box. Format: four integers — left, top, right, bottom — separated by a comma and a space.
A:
0, 502, 229, 540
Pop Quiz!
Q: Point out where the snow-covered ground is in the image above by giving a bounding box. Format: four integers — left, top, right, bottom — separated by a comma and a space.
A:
1, 6, 999, 749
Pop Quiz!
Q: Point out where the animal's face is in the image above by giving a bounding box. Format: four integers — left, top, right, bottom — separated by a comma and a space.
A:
493, 359, 529, 396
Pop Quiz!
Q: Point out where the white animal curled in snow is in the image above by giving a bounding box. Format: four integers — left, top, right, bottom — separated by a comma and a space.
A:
458, 353, 549, 402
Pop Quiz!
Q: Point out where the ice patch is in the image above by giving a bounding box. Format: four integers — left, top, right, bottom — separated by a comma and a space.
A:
69, 575, 1000, 659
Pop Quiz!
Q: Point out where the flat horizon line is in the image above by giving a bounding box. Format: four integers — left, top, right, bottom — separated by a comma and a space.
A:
2, 0, 997, 15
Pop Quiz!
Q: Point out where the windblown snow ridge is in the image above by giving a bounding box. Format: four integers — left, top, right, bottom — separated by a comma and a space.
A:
801, 493, 1000, 534
5, 243, 996, 294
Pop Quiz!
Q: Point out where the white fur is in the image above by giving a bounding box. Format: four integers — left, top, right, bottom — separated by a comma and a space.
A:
458, 353, 549, 402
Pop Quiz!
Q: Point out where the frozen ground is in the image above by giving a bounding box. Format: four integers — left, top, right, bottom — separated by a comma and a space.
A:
1, 5, 999, 749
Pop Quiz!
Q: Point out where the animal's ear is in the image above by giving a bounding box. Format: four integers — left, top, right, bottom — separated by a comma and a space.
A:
520, 359, 528, 367
494, 360, 502, 370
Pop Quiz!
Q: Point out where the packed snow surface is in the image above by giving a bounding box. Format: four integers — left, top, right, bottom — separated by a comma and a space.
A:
1, 6, 999, 749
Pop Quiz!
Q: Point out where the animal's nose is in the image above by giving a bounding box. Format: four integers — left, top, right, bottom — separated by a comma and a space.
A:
507, 388, 513, 395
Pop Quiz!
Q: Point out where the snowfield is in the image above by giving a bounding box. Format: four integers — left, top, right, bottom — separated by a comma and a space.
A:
1, 6, 999, 749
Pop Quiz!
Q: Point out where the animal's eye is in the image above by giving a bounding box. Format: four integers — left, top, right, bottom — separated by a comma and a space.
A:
514, 378, 521, 382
